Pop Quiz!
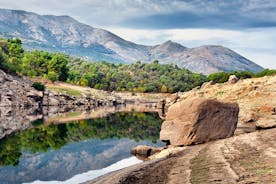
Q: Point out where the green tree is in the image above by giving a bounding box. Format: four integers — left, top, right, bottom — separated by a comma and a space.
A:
48, 54, 69, 81
161, 84, 168, 93
47, 71, 59, 82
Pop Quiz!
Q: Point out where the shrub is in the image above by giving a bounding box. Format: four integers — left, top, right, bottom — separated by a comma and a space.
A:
32, 82, 45, 91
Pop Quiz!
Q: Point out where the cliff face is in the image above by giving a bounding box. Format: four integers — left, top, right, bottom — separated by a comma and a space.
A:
0, 69, 43, 107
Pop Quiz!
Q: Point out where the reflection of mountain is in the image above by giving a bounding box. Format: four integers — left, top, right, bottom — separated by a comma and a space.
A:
0, 138, 162, 183
0, 112, 162, 166
0, 112, 163, 183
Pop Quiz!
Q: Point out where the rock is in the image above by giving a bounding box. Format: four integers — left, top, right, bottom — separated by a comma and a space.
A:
160, 98, 239, 146
228, 75, 239, 84
0, 69, 42, 107
255, 118, 276, 129
131, 145, 163, 159
201, 81, 215, 89
149, 147, 185, 160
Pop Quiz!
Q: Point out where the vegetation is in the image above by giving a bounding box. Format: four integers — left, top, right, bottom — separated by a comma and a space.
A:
47, 86, 82, 97
207, 70, 276, 83
67, 59, 206, 93
1, 37, 275, 93
0, 112, 162, 166
31, 82, 45, 91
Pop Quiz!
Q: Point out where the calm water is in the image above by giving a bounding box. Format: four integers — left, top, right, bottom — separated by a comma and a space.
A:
0, 112, 163, 184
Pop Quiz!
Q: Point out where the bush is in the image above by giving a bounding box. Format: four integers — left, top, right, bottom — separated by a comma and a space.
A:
207, 72, 230, 83
32, 82, 45, 91
47, 71, 59, 82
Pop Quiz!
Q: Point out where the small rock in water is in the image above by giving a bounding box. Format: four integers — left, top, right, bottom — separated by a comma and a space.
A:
131, 145, 163, 160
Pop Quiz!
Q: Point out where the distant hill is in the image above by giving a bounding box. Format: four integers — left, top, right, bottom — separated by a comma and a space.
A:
0, 8, 263, 75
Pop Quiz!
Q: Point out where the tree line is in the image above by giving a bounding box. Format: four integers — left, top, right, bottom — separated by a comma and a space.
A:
0, 37, 275, 93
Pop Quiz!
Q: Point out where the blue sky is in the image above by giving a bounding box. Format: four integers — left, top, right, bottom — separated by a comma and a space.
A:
0, 0, 276, 68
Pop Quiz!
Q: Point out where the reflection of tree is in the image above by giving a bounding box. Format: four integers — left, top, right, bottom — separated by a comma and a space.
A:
0, 112, 162, 166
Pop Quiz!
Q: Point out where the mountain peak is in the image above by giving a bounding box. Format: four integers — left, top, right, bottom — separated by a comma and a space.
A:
152, 40, 187, 53
0, 8, 264, 75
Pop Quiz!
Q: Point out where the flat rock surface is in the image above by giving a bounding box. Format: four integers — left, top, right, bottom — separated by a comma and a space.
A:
88, 128, 276, 184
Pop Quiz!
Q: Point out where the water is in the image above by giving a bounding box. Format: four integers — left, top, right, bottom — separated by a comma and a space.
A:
0, 111, 164, 184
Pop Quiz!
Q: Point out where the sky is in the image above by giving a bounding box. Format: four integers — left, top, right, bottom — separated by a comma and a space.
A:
0, 0, 276, 69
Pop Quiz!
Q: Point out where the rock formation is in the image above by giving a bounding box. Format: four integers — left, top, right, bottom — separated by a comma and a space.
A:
160, 98, 239, 146
228, 75, 239, 84
0, 69, 43, 107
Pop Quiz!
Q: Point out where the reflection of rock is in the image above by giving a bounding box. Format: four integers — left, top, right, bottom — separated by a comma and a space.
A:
43, 104, 163, 124
0, 106, 42, 139
160, 98, 239, 146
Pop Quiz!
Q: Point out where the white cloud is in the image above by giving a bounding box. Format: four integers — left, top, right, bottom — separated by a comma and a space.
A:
0, 0, 275, 69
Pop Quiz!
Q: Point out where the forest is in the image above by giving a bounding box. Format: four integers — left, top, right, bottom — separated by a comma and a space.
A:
1, 37, 275, 93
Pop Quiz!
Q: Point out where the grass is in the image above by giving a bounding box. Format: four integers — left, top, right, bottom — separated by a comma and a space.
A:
256, 169, 274, 174
47, 86, 82, 97
215, 91, 225, 96
236, 143, 276, 184
67, 111, 82, 117
190, 148, 211, 184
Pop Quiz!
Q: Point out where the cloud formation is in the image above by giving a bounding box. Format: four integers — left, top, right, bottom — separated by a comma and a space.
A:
0, 0, 275, 68
1, 0, 276, 29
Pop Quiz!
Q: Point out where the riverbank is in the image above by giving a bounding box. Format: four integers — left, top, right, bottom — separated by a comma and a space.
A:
87, 75, 276, 184
88, 128, 276, 184
0, 69, 168, 139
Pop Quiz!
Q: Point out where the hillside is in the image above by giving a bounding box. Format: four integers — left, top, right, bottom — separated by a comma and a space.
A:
0, 8, 263, 75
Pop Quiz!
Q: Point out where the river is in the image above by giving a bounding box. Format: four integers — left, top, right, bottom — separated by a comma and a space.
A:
0, 107, 164, 184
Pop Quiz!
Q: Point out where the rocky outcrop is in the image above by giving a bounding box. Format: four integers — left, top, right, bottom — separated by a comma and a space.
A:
42, 89, 119, 107
0, 69, 43, 107
160, 98, 239, 146
228, 75, 239, 84
88, 128, 276, 184
131, 145, 164, 160
167, 75, 276, 132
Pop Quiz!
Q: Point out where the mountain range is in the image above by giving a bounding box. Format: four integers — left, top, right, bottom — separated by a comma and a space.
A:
0, 8, 263, 75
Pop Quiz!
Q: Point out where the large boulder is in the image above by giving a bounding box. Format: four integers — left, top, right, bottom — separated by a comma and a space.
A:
160, 98, 239, 146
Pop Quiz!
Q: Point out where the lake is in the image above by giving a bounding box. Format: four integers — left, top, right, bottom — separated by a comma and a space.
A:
0, 110, 164, 184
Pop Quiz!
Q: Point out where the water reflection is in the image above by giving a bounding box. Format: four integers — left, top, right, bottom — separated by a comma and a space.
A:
0, 111, 163, 184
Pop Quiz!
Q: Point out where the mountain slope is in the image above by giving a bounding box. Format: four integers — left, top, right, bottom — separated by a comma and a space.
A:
0, 8, 263, 75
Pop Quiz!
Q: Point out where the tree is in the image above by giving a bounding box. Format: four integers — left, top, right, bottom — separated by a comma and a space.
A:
161, 84, 168, 93
47, 71, 59, 82
48, 54, 69, 81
